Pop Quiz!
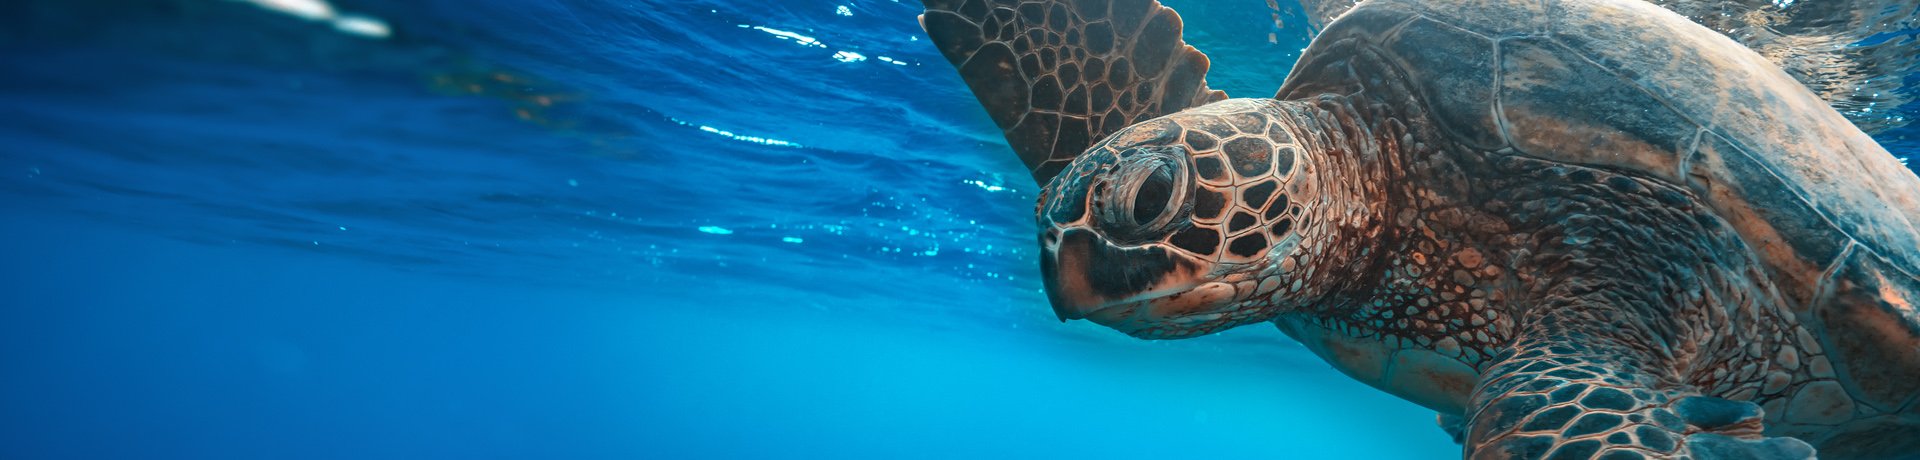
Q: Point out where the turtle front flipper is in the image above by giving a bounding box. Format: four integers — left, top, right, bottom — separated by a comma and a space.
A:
919, 0, 1227, 184
1468, 326, 1816, 459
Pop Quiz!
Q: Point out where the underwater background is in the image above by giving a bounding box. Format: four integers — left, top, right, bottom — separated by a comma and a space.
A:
0, 0, 1913, 458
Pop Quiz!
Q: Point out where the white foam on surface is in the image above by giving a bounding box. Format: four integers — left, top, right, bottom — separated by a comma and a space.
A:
232, 0, 391, 40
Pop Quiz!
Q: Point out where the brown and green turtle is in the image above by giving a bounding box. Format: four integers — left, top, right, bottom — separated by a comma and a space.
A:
919, 0, 1920, 458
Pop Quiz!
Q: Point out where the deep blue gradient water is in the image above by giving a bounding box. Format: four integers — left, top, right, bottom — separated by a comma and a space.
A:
0, 1, 1913, 458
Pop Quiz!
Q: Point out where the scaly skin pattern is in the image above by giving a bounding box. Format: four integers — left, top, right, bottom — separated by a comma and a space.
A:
918, 0, 1227, 183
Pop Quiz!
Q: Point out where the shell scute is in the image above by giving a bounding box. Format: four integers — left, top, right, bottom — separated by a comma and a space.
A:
1383, 18, 1502, 150
1363, 0, 1547, 37
1496, 37, 1700, 184
1816, 247, 1920, 413
1686, 133, 1850, 309
1532, 0, 1920, 281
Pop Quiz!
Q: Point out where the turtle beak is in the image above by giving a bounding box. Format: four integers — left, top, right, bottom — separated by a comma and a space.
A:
1041, 232, 1100, 321
1041, 228, 1202, 322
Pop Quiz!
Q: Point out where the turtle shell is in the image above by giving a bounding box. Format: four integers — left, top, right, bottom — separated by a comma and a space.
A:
1281, 0, 1920, 422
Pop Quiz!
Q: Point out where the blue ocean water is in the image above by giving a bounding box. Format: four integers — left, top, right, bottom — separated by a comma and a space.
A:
0, 1, 1912, 459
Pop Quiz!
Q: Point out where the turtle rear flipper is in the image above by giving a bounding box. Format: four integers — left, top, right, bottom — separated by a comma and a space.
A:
919, 0, 1227, 184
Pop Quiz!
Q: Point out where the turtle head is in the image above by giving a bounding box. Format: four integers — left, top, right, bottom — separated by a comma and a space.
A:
1036, 99, 1321, 339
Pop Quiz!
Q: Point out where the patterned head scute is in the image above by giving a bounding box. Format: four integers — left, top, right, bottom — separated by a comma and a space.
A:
1037, 99, 1313, 339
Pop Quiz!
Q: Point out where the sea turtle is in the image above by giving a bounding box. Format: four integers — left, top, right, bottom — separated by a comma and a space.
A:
919, 0, 1920, 458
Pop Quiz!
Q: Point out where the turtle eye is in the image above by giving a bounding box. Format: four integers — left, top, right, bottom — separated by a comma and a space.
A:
1130, 163, 1175, 224
1097, 147, 1189, 244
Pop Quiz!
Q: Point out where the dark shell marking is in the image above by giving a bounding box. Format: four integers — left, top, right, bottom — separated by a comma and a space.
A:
921, 0, 1227, 183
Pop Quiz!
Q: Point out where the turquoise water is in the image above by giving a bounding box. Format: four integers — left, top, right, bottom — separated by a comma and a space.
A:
0, 1, 1912, 458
